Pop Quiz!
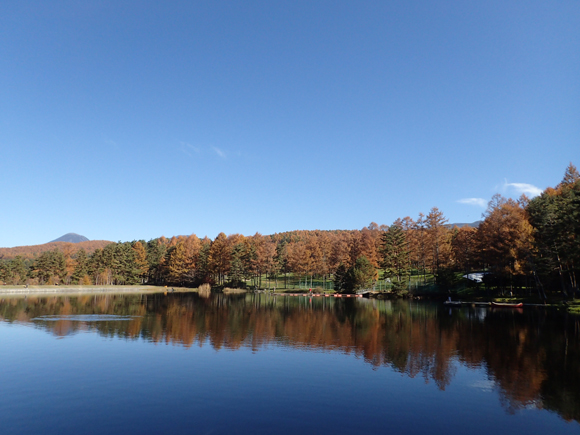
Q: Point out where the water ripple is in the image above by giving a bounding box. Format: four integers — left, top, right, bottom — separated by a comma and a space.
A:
32, 315, 142, 322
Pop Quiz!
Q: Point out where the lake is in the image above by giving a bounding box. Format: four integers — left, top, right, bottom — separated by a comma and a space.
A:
1, 292, 579, 434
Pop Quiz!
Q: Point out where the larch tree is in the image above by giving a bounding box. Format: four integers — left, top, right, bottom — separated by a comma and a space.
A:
208, 233, 231, 285
317, 232, 332, 290
451, 226, 478, 275
478, 194, 534, 294
425, 207, 451, 278
287, 240, 309, 285
415, 213, 428, 283
132, 241, 149, 283
330, 232, 351, 270
61, 243, 76, 285
165, 241, 190, 285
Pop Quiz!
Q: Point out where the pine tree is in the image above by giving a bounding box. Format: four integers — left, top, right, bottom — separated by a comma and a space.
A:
71, 249, 88, 284
146, 239, 167, 284
333, 263, 348, 292
35, 249, 66, 284
229, 242, 247, 286
528, 165, 579, 296
196, 240, 212, 284
347, 256, 376, 292
380, 224, 410, 294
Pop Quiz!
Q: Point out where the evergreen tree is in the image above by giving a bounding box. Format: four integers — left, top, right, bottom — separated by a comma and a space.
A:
0, 257, 30, 285
333, 263, 348, 293
34, 249, 66, 284
229, 242, 247, 286
146, 239, 167, 285
71, 249, 88, 284
528, 169, 579, 296
335, 257, 376, 293
242, 241, 258, 287
111, 242, 140, 285
196, 241, 212, 284
348, 256, 376, 292
380, 224, 410, 294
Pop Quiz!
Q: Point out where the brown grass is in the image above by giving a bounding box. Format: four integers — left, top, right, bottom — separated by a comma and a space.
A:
198, 283, 211, 298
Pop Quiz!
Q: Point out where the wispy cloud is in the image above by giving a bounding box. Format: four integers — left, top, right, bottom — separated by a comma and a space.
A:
180, 142, 201, 157
104, 138, 118, 148
185, 143, 200, 153
179, 142, 228, 159
502, 181, 542, 197
457, 198, 487, 208
212, 146, 226, 158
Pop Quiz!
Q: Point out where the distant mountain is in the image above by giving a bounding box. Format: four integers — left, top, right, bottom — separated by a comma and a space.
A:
447, 221, 482, 229
50, 233, 89, 243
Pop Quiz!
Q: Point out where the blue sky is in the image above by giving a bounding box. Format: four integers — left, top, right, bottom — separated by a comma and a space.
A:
1, 1, 578, 247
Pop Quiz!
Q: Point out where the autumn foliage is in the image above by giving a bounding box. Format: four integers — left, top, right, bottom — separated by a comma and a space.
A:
0, 240, 112, 260
1, 164, 578, 298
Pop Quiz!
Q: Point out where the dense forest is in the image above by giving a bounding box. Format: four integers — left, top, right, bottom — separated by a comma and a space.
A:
1, 164, 578, 299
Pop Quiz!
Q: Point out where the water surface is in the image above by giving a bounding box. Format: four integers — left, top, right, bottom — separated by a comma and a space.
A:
1, 293, 579, 434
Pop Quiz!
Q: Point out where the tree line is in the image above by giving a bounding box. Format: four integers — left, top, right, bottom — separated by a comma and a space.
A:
0, 240, 110, 260
1, 164, 578, 298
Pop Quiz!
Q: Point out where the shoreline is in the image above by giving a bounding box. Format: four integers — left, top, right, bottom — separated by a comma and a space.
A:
0, 285, 196, 296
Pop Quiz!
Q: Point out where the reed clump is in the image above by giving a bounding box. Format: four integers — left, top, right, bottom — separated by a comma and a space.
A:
198, 283, 211, 298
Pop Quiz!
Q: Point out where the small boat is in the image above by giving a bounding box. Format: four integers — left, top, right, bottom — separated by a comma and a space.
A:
443, 300, 462, 307
491, 302, 523, 308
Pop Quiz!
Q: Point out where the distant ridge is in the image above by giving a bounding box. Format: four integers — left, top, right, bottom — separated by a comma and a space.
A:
0, 240, 112, 260
50, 233, 89, 243
447, 221, 482, 229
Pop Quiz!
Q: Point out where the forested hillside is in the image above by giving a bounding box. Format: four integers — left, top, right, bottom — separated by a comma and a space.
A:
1, 164, 578, 300
0, 240, 112, 260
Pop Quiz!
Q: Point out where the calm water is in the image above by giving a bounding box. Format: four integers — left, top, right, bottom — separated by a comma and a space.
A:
1, 292, 579, 435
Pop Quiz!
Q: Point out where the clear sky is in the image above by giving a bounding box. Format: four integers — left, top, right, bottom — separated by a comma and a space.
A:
1, 1, 578, 247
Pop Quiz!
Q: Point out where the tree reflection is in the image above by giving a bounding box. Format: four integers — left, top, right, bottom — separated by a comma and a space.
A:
1, 293, 579, 422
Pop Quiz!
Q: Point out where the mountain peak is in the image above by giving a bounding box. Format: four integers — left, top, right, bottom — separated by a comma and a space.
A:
49, 233, 89, 243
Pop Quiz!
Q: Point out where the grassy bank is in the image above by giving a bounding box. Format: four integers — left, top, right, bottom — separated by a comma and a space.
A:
0, 284, 198, 296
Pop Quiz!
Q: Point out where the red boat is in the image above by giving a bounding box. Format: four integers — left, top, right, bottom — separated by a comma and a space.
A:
491, 302, 523, 308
